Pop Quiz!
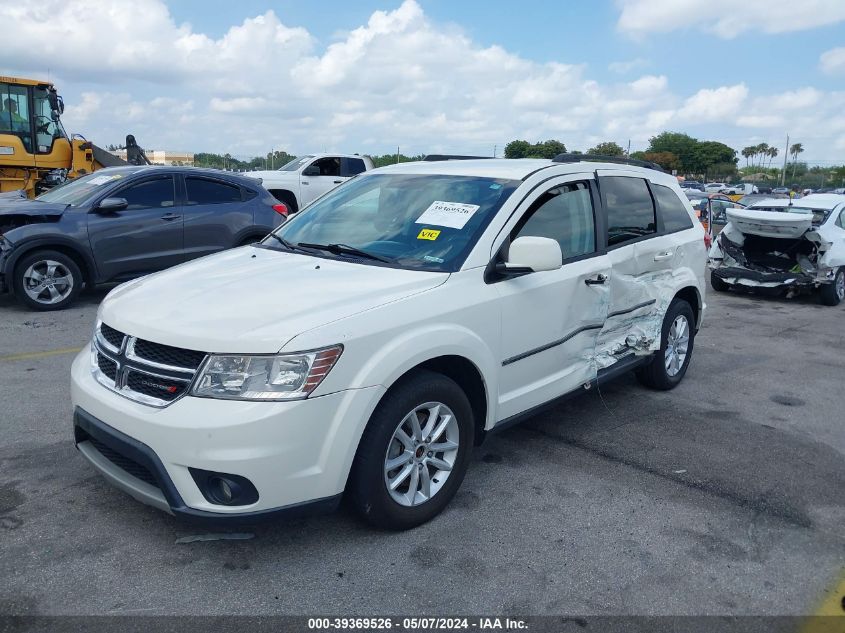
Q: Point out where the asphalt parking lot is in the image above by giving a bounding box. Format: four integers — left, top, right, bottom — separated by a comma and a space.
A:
0, 284, 843, 616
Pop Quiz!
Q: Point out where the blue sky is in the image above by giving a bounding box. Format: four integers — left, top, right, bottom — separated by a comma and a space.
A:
3, 0, 845, 162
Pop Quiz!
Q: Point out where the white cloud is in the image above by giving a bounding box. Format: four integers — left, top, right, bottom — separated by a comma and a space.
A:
678, 85, 748, 122
608, 58, 648, 73
618, 0, 845, 38
820, 47, 845, 74
0, 0, 842, 160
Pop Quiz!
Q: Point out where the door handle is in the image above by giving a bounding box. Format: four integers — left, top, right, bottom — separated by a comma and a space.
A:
301, 181, 309, 185
653, 251, 674, 261
333, 180, 343, 184
585, 273, 608, 286
160, 213, 181, 221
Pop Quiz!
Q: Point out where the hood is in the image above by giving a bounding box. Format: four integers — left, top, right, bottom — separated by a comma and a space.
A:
0, 197, 68, 218
247, 170, 298, 183
99, 247, 448, 353
726, 207, 812, 239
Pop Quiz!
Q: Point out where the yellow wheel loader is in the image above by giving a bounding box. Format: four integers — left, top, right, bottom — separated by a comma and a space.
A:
0, 75, 149, 198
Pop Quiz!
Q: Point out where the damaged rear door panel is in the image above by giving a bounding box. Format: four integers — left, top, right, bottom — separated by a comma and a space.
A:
594, 171, 705, 370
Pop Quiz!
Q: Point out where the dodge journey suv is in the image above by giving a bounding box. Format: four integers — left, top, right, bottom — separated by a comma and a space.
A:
71, 155, 707, 530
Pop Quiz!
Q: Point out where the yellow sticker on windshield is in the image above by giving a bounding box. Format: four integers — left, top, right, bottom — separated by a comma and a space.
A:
417, 229, 441, 241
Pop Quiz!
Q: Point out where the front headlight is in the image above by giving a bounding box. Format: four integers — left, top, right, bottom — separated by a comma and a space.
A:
191, 345, 343, 401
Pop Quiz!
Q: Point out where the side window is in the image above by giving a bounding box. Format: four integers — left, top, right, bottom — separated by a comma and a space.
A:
310, 157, 341, 177
118, 177, 175, 210
652, 184, 694, 232
513, 182, 596, 259
600, 176, 656, 247
341, 157, 367, 177
185, 177, 242, 205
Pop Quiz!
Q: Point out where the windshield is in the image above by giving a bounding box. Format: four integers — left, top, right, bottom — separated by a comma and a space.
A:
278, 155, 310, 171
36, 171, 127, 206
265, 173, 520, 272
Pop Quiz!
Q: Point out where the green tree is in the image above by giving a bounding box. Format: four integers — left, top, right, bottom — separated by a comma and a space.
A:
789, 142, 804, 179
504, 139, 566, 159
633, 151, 681, 172
586, 141, 625, 156
693, 141, 737, 177
504, 140, 533, 159
646, 132, 699, 172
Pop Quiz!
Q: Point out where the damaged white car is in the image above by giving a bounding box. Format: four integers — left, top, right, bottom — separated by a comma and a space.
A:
71, 155, 706, 530
709, 194, 845, 306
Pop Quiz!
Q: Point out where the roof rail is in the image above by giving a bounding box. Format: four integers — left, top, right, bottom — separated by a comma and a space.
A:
422, 154, 492, 162
551, 153, 666, 173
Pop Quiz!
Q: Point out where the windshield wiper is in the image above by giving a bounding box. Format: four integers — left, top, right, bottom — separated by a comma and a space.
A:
296, 242, 393, 263
265, 233, 316, 254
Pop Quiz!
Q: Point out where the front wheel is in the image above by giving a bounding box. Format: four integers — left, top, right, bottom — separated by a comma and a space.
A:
349, 370, 474, 530
819, 268, 844, 306
636, 299, 696, 390
13, 250, 83, 311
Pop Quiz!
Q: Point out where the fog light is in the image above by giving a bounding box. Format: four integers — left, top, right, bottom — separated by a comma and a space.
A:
189, 468, 259, 506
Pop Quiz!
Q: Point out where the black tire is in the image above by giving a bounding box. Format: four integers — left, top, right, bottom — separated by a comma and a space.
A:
13, 249, 83, 311
819, 267, 844, 306
710, 271, 730, 292
636, 299, 696, 391
349, 370, 474, 530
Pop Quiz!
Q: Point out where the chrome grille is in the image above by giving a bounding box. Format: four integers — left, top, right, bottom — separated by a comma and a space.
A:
92, 322, 207, 407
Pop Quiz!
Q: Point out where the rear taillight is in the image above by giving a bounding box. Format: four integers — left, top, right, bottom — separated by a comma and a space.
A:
272, 203, 289, 217
703, 232, 712, 249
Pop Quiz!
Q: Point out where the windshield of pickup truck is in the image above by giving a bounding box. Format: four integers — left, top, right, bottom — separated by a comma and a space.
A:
265, 173, 520, 272
278, 156, 311, 171
35, 171, 132, 206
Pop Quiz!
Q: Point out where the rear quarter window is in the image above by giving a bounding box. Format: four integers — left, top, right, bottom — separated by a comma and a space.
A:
651, 184, 694, 232
185, 178, 243, 205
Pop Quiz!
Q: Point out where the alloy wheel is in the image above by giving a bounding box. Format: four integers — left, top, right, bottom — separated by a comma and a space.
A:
836, 271, 845, 300
383, 401, 460, 507
665, 315, 690, 377
22, 259, 74, 305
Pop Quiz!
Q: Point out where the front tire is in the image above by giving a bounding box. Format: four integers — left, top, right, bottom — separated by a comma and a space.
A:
13, 250, 82, 311
349, 370, 474, 530
819, 268, 844, 306
636, 299, 696, 391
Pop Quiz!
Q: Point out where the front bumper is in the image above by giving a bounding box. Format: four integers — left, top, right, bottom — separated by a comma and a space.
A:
71, 348, 386, 519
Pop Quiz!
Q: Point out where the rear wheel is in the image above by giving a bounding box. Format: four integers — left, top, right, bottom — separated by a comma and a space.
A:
636, 299, 695, 391
710, 271, 730, 292
819, 267, 844, 306
349, 370, 473, 530
13, 250, 82, 311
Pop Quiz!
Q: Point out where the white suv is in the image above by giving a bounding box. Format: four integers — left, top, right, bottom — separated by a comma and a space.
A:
71, 156, 707, 529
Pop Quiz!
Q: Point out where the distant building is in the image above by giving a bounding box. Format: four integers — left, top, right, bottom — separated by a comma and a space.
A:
109, 148, 194, 166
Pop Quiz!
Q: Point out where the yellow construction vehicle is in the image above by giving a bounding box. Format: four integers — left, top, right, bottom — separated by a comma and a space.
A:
0, 75, 148, 198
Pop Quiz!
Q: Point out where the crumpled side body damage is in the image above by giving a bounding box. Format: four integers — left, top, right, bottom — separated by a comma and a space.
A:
593, 270, 675, 370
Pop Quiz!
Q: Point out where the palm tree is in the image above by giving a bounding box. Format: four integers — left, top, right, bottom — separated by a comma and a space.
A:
790, 142, 804, 178
767, 146, 778, 170
741, 146, 754, 168
756, 143, 770, 170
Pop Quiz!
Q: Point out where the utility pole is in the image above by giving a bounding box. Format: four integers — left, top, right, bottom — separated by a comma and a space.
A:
626, 139, 631, 157
780, 134, 789, 187
271, 148, 274, 170
396, 146, 400, 164
493, 144, 497, 158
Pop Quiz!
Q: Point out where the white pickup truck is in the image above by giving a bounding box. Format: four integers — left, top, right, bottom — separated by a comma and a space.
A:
249, 153, 374, 213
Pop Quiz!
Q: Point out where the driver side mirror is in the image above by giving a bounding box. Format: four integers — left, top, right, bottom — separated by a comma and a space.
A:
498, 236, 563, 276
302, 165, 320, 177
95, 197, 128, 213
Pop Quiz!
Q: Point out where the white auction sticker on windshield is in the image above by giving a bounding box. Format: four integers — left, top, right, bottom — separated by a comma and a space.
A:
88, 175, 121, 186
415, 201, 480, 229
